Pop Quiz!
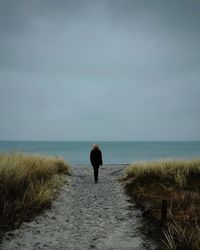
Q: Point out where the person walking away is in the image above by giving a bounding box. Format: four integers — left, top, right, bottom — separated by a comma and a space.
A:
90, 144, 103, 183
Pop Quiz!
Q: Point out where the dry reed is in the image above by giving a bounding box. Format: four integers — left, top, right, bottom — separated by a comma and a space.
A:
123, 159, 200, 250
0, 152, 70, 232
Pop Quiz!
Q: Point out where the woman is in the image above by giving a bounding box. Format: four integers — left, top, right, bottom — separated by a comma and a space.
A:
90, 144, 103, 183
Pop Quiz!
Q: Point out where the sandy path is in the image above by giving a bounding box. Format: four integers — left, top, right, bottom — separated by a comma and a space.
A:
2, 166, 155, 250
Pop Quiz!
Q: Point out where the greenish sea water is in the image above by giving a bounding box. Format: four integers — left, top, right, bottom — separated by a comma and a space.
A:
0, 141, 200, 165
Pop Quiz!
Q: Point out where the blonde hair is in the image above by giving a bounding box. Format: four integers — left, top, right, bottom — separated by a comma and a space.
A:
92, 144, 100, 150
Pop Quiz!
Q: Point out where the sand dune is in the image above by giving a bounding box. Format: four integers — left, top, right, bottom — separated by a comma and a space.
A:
2, 166, 155, 250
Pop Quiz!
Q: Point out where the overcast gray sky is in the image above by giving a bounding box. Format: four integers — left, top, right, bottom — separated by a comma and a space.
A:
0, 0, 200, 141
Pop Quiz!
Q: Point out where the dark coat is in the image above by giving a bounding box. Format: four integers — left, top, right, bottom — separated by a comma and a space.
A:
90, 148, 103, 167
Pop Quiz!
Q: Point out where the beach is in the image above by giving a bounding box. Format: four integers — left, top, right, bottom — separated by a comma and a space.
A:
2, 165, 155, 250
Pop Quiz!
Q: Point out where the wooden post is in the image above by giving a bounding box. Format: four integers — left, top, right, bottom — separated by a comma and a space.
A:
160, 199, 168, 226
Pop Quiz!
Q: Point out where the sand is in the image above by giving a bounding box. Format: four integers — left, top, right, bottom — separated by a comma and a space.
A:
2, 165, 155, 250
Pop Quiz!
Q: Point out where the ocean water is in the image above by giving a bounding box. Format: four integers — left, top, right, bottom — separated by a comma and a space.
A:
0, 141, 200, 165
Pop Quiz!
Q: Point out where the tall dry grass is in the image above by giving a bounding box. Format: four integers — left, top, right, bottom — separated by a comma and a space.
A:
123, 159, 200, 250
0, 152, 70, 232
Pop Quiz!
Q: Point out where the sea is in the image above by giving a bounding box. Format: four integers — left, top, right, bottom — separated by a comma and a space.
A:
0, 141, 200, 165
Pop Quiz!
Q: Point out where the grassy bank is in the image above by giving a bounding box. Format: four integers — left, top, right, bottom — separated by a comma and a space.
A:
123, 159, 200, 250
0, 152, 70, 232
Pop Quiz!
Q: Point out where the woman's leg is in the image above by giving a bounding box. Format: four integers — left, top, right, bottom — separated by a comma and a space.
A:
93, 166, 99, 183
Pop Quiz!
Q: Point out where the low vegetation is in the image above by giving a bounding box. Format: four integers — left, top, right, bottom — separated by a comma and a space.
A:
123, 159, 200, 250
0, 152, 70, 232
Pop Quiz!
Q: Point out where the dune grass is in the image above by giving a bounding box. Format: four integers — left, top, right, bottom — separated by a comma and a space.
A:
123, 159, 200, 250
0, 152, 70, 232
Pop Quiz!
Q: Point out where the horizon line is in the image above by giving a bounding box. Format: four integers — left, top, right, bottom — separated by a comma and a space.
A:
0, 140, 200, 142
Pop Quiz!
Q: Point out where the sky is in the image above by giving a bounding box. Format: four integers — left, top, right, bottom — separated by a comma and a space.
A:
0, 0, 200, 141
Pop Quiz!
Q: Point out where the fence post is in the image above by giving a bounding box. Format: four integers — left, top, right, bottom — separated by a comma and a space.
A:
160, 199, 167, 226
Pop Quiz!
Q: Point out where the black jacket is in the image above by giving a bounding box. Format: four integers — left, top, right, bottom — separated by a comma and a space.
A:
90, 148, 103, 167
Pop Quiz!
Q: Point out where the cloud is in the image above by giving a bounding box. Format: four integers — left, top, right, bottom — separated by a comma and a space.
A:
0, 0, 200, 140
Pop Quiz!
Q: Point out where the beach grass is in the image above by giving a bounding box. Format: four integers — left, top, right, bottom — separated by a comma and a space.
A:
0, 152, 71, 232
123, 159, 200, 250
